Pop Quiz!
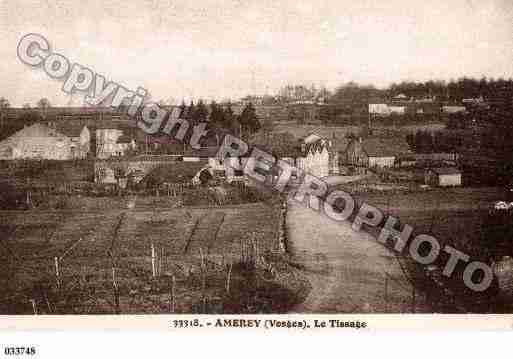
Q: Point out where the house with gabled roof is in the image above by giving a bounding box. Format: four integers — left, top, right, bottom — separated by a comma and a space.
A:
52, 122, 91, 158
425, 167, 462, 187
0, 122, 90, 160
295, 132, 348, 178
345, 137, 411, 172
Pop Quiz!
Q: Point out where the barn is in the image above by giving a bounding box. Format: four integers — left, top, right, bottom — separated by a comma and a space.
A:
345, 137, 411, 173
425, 167, 462, 187
0, 123, 74, 160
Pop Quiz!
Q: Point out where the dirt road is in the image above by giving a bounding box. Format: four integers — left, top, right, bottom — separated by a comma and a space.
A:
287, 197, 430, 313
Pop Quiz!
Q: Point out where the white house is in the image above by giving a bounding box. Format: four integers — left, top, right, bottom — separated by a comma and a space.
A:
0, 123, 89, 160
296, 133, 331, 178
442, 106, 467, 114
53, 122, 91, 159
369, 103, 391, 115
388, 106, 406, 114
96, 128, 135, 159
425, 167, 462, 187
345, 137, 411, 173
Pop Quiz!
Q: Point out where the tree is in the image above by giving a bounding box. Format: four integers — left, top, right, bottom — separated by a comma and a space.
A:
185, 100, 196, 123
37, 98, 51, 118
239, 102, 260, 138
209, 101, 225, 129
260, 121, 274, 136
330, 82, 383, 106
0, 97, 10, 111
178, 100, 187, 119
0, 97, 10, 130
223, 102, 239, 135
194, 99, 209, 123
37, 98, 51, 109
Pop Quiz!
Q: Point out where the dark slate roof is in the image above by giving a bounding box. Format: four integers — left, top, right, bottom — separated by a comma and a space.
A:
141, 162, 207, 185
361, 138, 411, 157
331, 138, 350, 153
430, 167, 461, 175
53, 122, 87, 137
117, 134, 133, 144
303, 138, 329, 155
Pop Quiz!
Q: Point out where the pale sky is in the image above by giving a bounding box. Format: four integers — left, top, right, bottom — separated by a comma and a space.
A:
1, 0, 512, 106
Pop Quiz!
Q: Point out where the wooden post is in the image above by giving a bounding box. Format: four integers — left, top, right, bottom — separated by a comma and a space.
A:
199, 248, 207, 298
170, 275, 175, 313
30, 299, 37, 315
384, 275, 388, 312
411, 286, 416, 313
54, 257, 60, 288
151, 243, 156, 278
112, 267, 117, 288
160, 248, 164, 276
199, 247, 205, 271
112, 267, 120, 314
226, 263, 232, 294
44, 294, 52, 314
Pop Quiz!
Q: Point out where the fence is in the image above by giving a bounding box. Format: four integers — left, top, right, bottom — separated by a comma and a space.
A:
0, 199, 284, 314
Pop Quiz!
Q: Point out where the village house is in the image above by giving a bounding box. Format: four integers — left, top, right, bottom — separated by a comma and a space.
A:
442, 105, 467, 114
296, 133, 332, 178
0, 122, 90, 160
345, 137, 411, 173
425, 167, 462, 187
95, 127, 136, 159
52, 121, 91, 159
397, 152, 460, 168
369, 101, 441, 117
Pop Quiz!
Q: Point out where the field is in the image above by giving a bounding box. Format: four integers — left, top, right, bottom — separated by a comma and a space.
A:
354, 187, 506, 312
0, 201, 309, 314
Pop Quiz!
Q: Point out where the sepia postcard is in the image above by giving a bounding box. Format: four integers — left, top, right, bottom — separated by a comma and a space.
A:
1, 0, 513, 339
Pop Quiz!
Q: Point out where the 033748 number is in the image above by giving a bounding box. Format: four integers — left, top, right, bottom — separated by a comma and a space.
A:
4, 347, 36, 356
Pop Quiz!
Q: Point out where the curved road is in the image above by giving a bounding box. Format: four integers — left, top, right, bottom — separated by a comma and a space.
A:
287, 196, 429, 313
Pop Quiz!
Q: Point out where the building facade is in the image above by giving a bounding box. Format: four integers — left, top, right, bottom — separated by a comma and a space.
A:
345, 137, 411, 172
0, 123, 90, 160
95, 128, 135, 159
425, 167, 462, 187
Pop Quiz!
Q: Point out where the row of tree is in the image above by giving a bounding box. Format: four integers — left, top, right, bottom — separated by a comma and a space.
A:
328, 77, 513, 106
0, 97, 51, 111
176, 100, 261, 139
405, 130, 463, 154
0, 95, 262, 139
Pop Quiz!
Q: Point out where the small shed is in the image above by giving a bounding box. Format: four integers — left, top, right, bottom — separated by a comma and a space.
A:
425, 167, 462, 187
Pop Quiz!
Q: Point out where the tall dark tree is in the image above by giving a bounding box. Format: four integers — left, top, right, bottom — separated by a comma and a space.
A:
0, 97, 10, 132
185, 100, 196, 123
0, 97, 9, 111
239, 102, 260, 138
209, 101, 225, 128
194, 99, 209, 123
223, 102, 239, 135
178, 100, 187, 119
